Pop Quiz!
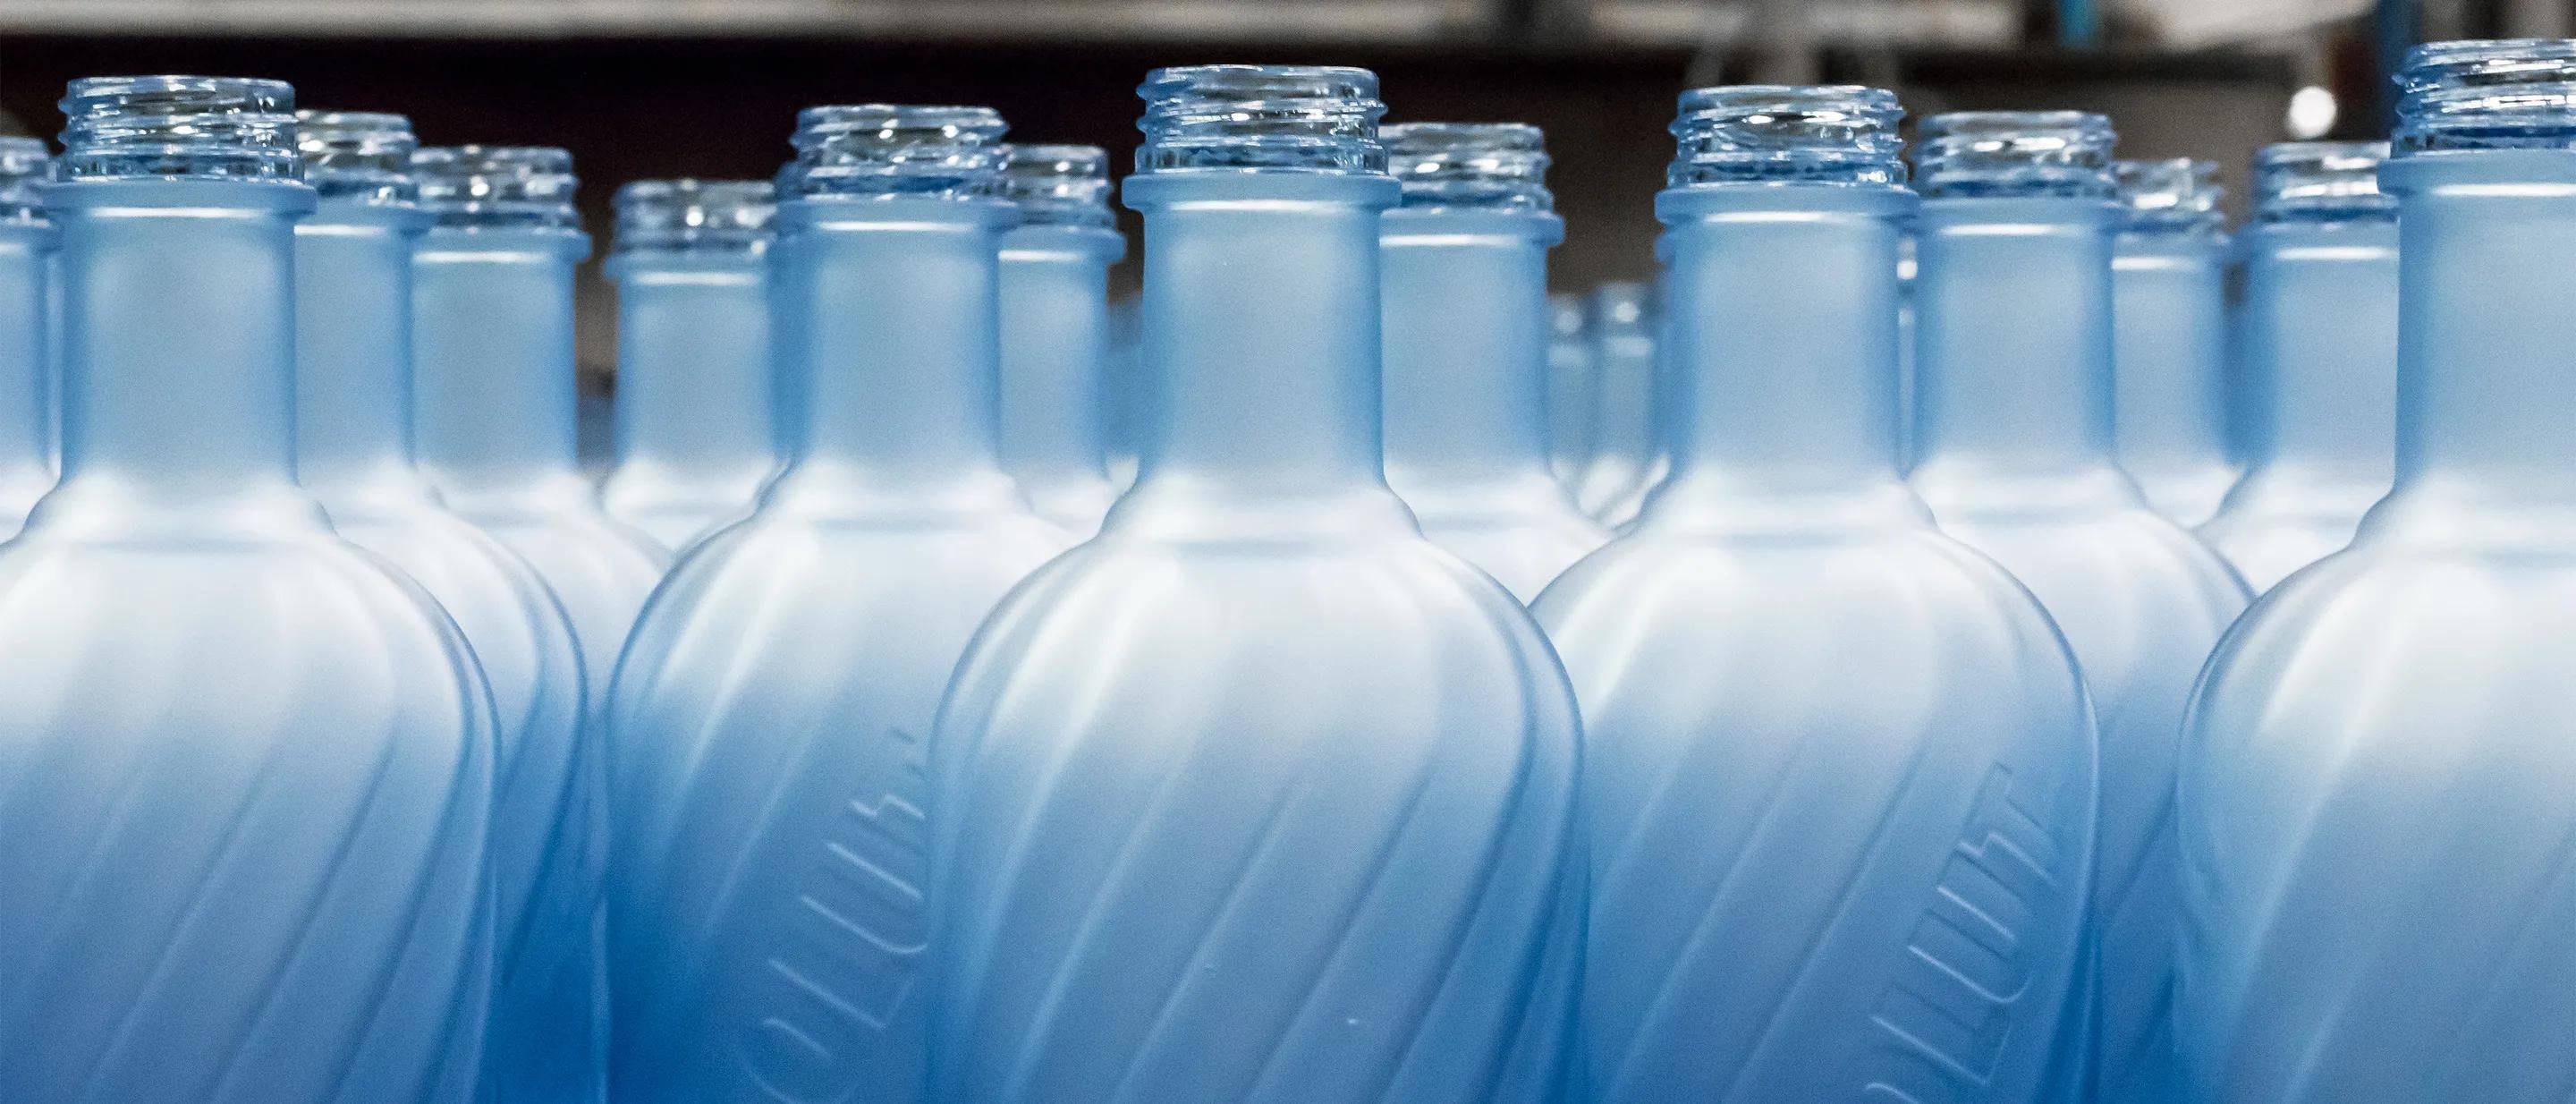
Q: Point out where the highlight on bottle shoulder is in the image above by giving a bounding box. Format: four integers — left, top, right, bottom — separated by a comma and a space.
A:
2114, 157, 2225, 237
1667, 85, 1906, 188
0, 137, 49, 225
1000, 144, 1114, 227
1384, 122, 1551, 213
57, 75, 301, 183
2254, 141, 2393, 225
412, 144, 580, 231
778, 105, 1009, 202
1912, 110, 2117, 200
613, 178, 775, 254
2396, 38, 2576, 154
1135, 64, 1386, 176
297, 110, 418, 206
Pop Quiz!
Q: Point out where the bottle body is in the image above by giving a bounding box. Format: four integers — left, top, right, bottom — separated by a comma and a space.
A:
0, 177, 496, 1104
602, 251, 777, 554
2112, 232, 2237, 526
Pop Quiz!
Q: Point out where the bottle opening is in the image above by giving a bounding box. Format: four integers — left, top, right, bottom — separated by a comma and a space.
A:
413, 145, 580, 230
1385, 122, 1552, 212
780, 105, 1008, 202
2115, 157, 2225, 236
2254, 141, 2394, 224
1914, 110, 2116, 200
298, 111, 417, 206
1001, 144, 1114, 227
2396, 38, 2576, 153
57, 75, 300, 183
1668, 85, 1906, 188
614, 178, 775, 253
1135, 64, 1385, 175
0, 137, 49, 225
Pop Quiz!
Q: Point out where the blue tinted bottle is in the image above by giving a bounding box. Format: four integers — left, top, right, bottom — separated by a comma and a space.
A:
0, 138, 51, 539
2198, 142, 2398, 592
607, 105, 1071, 1104
928, 66, 1580, 1103
411, 145, 668, 715
1540, 86, 2096, 1101
1545, 292, 1591, 487
294, 112, 601, 1104
2112, 158, 2237, 526
2180, 39, 2576, 1100
1574, 279, 1655, 520
602, 179, 779, 555
1380, 122, 1607, 600
1908, 110, 2250, 1104
996, 144, 1123, 536
0, 76, 493, 1103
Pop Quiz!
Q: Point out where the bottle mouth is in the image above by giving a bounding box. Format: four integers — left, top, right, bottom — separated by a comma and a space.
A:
2114, 157, 2225, 235
1135, 64, 1386, 176
2396, 38, 2576, 154
1384, 122, 1552, 212
1913, 110, 2116, 199
614, 178, 775, 253
1667, 85, 1906, 188
0, 137, 50, 225
413, 145, 580, 230
1002, 144, 1115, 227
298, 110, 417, 206
779, 105, 1009, 202
57, 75, 301, 183
2254, 141, 2394, 224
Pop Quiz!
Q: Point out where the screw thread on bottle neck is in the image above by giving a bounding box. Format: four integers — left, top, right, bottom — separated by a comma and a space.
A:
780, 105, 1008, 202
2396, 38, 2576, 154
2254, 142, 2394, 224
614, 179, 775, 254
297, 111, 416, 206
1001, 144, 1114, 226
1135, 64, 1386, 175
413, 145, 580, 230
1668, 85, 1906, 188
1914, 110, 2116, 200
58, 75, 300, 183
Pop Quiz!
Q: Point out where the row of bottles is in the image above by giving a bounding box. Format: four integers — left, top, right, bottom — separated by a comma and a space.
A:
0, 38, 2570, 1104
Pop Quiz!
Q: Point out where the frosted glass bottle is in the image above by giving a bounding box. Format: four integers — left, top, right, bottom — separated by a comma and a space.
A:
1597, 262, 1676, 528
0, 76, 494, 1103
928, 66, 1580, 1103
1907, 111, 2250, 1104
2198, 143, 2398, 592
1542, 86, 2097, 1102
411, 145, 668, 714
607, 105, 1072, 1104
293, 112, 601, 1104
1545, 292, 1591, 487
2179, 39, 2576, 1100
1380, 122, 1607, 600
996, 144, 1123, 536
0, 138, 52, 539
2112, 158, 2238, 526
1574, 279, 1654, 520
602, 179, 779, 555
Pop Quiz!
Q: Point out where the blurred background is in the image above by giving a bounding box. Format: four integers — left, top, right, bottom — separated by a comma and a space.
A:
0, 0, 2563, 386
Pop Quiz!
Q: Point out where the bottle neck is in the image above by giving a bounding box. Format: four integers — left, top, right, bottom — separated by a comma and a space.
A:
54, 181, 309, 498
2387, 153, 2576, 497
774, 199, 1009, 481
294, 201, 426, 491
411, 226, 589, 491
2240, 220, 2398, 481
2110, 231, 2231, 470
1379, 209, 1560, 488
1124, 173, 1398, 497
1912, 197, 2122, 473
606, 250, 775, 476
1655, 186, 1911, 496
0, 225, 49, 477
1589, 310, 1656, 465
996, 225, 1119, 485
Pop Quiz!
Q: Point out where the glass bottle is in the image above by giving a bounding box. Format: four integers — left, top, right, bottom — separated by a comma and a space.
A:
606, 104, 1072, 1104
2180, 38, 2576, 1100
294, 111, 600, 1104
1574, 278, 1655, 520
1379, 122, 1608, 601
0, 76, 493, 1103
411, 145, 668, 715
1545, 291, 1591, 488
2197, 143, 2398, 592
2112, 158, 2238, 526
601, 179, 779, 555
1908, 110, 2250, 1104
0, 137, 51, 539
996, 144, 1123, 536
928, 65, 1580, 1103
1538, 85, 2097, 1101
